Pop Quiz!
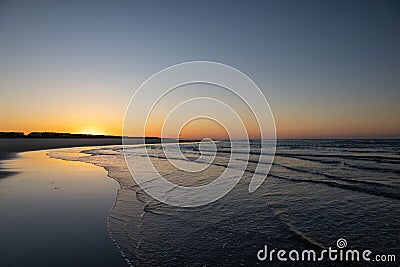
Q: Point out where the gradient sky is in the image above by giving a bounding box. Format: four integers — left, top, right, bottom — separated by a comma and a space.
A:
0, 0, 399, 138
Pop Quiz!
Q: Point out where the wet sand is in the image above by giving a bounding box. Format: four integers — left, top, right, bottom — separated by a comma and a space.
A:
0, 149, 127, 266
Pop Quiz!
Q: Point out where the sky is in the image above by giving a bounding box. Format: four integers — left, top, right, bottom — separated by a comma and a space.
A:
0, 0, 399, 138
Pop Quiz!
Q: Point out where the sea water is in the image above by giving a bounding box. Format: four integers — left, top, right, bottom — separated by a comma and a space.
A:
50, 139, 400, 266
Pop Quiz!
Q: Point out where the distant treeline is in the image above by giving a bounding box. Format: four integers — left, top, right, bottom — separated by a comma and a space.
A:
0, 132, 25, 137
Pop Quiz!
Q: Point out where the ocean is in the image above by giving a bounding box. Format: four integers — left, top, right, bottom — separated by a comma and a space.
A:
50, 139, 400, 266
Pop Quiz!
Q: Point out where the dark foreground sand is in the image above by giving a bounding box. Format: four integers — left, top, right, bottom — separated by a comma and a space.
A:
0, 138, 123, 157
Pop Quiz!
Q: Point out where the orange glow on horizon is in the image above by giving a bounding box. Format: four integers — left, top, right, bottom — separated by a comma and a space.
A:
179, 119, 229, 140
2, 120, 399, 139
1, 109, 399, 139
79, 127, 106, 136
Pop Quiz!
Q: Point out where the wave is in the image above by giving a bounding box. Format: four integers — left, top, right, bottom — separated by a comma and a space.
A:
276, 152, 400, 164
273, 163, 397, 189
277, 154, 400, 174
268, 174, 400, 200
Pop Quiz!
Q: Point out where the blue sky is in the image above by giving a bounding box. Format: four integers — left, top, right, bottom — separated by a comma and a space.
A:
0, 0, 399, 137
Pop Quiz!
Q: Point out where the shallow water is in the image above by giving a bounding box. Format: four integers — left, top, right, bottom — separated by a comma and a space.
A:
49, 139, 400, 266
